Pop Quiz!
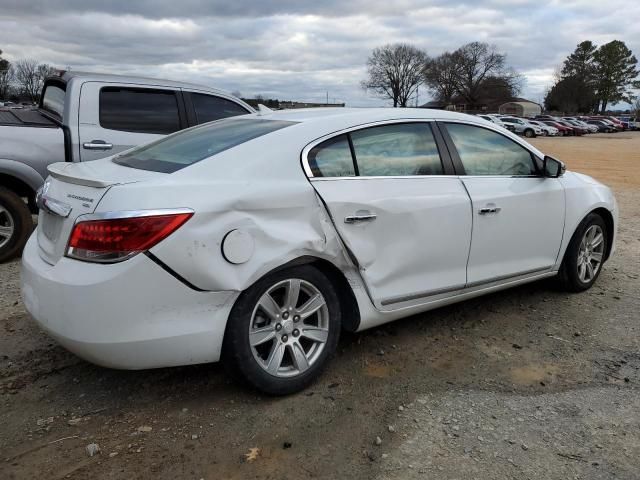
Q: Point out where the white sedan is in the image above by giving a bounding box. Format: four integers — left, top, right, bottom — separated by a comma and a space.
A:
22, 108, 617, 394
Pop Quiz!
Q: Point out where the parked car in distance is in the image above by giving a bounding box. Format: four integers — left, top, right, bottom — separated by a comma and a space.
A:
618, 116, 638, 130
564, 119, 594, 134
542, 120, 572, 136
499, 116, 541, 137
567, 119, 599, 133
556, 120, 586, 136
22, 108, 617, 394
476, 114, 514, 132
0, 71, 254, 262
587, 120, 615, 133
527, 120, 559, 136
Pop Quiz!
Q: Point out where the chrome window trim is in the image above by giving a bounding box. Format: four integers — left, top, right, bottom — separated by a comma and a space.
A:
73, 207, 195, 224
302, 118, 544, 180
301, 118, 443, 179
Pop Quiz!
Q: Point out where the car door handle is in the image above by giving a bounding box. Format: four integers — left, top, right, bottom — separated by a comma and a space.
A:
479, 206, 501, 215
344, 212, 377, 224
83, 140, 113, 150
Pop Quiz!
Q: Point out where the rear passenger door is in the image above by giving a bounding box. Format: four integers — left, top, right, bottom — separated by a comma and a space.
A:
305, 121, 472, 309
78, 83, 186, 161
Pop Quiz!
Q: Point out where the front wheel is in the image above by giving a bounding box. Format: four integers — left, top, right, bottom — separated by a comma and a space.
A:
524, 129, 535, 138
557, 213, 608, 292
222, 265, 341, 395
0, 187, 33, 263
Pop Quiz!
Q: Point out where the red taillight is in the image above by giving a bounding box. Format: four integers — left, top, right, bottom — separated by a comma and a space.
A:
66, 212, 193, 263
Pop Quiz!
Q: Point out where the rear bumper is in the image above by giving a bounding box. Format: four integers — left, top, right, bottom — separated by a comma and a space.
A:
21, 234, 238, 369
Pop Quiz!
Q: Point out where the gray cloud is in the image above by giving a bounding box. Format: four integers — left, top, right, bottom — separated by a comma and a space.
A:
1, 0, 638, 106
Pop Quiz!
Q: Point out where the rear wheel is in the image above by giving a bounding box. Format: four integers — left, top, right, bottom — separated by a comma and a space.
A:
222, 265, 341, 395
0, 187, 33, 263
557, 213, 607, 292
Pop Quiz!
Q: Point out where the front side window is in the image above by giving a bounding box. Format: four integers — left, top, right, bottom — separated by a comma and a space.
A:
114, 118, 296, 173
445, 123, 537, 176
191, 93, 250, 124
99, 87, 180, 134
350, 123, 443, 176
307, 135, 356, 178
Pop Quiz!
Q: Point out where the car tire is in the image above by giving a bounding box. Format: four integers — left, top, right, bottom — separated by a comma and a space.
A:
524, 129, 535, 138
222, 264, 341, 395
0, 187, 33, 263
557, 213, 608, 292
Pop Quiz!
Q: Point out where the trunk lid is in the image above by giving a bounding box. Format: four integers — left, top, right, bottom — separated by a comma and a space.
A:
37, 160, 163, 264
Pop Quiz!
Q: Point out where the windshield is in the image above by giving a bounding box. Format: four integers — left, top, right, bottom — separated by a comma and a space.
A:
114, 117, 297, 173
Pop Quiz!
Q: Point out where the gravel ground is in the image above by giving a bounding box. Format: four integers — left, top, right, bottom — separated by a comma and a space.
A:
1, 132, 639, 479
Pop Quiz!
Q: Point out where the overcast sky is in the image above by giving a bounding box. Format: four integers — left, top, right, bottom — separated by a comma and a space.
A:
1, 0, 638, 107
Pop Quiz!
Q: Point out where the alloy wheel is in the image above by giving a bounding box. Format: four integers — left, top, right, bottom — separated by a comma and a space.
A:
249, 278, 330, 378
577, 224, 605, 283
0, 204, 15, 250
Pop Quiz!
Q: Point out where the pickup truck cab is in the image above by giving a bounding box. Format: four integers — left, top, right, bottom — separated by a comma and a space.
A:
0, 71, 254, 261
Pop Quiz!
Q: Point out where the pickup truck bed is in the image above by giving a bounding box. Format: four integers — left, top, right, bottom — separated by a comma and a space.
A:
0, 109, 58, 128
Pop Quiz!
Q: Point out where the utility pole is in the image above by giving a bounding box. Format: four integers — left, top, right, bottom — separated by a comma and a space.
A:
326, 91, 329, 105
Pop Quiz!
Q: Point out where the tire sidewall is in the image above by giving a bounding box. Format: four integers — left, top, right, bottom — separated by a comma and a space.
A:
222, 265, 341, 395
0, 187, 33, 263
562, 213, 608, 291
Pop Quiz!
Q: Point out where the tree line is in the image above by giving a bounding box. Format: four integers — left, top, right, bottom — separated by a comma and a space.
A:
0, 50, 57, 103
545, 40, 639, 114
362, 41, 523, 108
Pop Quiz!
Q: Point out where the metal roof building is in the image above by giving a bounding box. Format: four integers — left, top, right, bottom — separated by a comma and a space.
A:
498, 99, 542, 117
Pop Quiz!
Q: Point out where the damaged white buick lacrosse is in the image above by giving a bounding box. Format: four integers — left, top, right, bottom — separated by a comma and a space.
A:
22, 108, 617, 394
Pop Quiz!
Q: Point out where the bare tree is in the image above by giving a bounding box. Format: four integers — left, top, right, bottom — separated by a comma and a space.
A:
0, 49, 13, 100
362, 43, 428, 107
633, 97, 640, 117
451, 42, 513, 105
423, 52, 459, 103
14, 59, 55, 102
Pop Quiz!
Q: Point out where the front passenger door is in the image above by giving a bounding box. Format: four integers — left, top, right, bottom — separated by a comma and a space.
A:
442, 122, 565, 285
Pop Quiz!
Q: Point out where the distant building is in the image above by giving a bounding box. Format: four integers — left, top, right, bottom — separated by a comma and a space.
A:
498, 99, 542, 117
421, 97, 542, 116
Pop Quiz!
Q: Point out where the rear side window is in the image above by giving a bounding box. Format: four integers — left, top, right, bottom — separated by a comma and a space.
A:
99, 87, 180, 134
114, 118, 297, 173
307, 135, 356, 177
350, 123, 443, 176
445, 123, 537, 176
191, 93, 249, 124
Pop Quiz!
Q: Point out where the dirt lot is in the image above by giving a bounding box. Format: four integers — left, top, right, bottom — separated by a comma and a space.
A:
2, 132, 639, 479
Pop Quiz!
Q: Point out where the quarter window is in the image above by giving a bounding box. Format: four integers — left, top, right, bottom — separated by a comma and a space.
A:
445, 123, 537, 176
191, 93, 249, 124
99, 87, 180, 134
350, 123, 443, 176
307, 135, 356, 178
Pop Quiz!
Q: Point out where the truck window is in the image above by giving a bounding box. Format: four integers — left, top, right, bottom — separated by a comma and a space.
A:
41, 84, 66, 119
99, 87, 180, 134
191, 93, 250, 124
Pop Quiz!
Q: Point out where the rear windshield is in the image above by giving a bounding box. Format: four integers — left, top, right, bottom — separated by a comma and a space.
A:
113, 118, 296, 173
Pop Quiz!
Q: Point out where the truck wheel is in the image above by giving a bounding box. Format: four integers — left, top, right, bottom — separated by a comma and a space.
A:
0, 187, 33, 262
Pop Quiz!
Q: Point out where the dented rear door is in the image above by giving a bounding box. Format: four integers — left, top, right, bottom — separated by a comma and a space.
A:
306, 122, 472, 309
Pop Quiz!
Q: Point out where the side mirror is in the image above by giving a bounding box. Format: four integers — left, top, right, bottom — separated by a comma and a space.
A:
543, 155, 565, 178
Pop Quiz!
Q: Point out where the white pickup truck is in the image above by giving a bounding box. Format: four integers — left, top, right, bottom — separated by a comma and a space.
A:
0, 71, 254, 261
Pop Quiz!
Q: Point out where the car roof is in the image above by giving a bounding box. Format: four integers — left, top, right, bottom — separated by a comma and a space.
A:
55, 71, 236, 97
252, 107, 491, 126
